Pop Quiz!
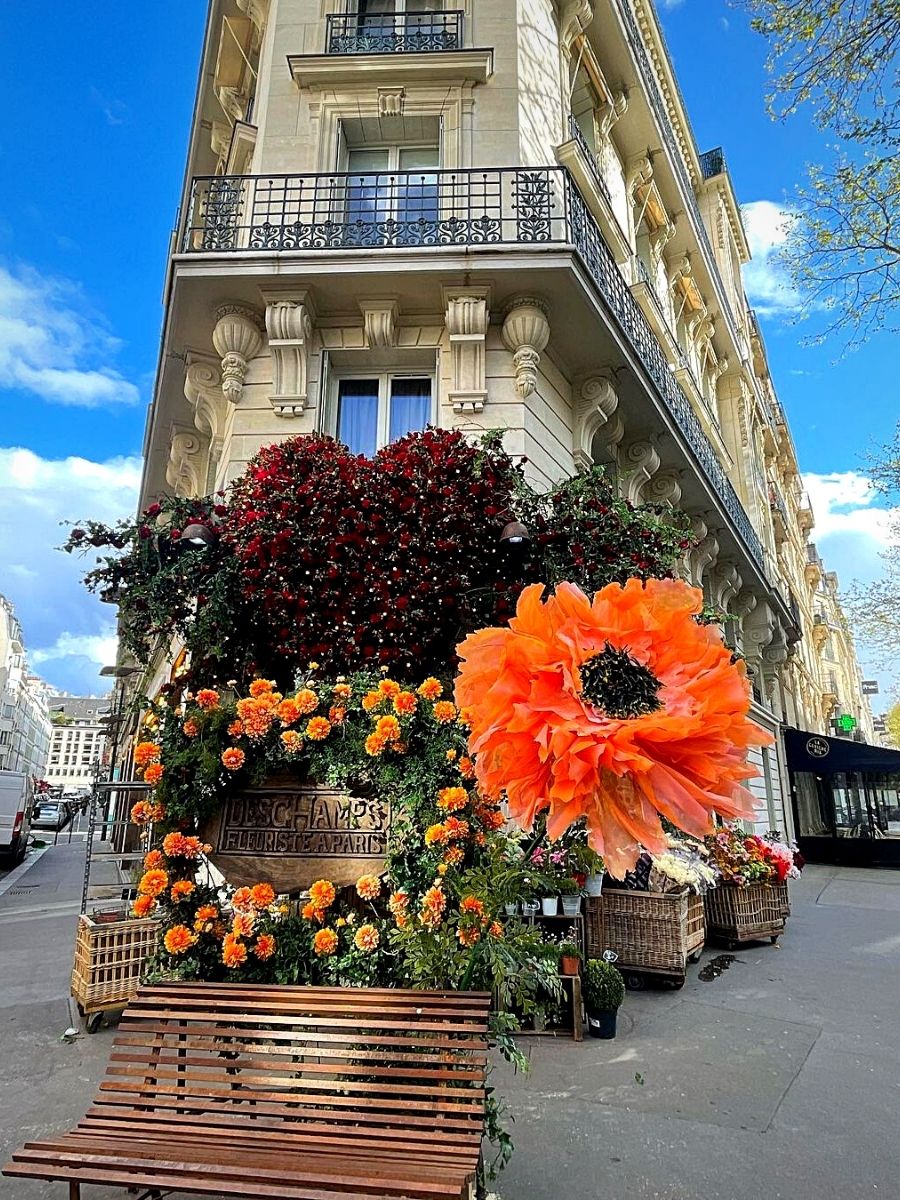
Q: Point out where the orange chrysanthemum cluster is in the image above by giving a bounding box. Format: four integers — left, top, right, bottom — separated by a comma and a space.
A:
131, 800, 165, 826
134, 741, 161, 768
143, 762, 164, 786
195, 688, 220, 711
456, 579, 768, 878
162, 832, 208, 860
419, 885, 446, 928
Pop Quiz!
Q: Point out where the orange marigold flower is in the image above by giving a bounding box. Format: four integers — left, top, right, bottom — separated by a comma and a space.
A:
479, 807, 506, 832
193, 904, 218, 931
276, 698, 303, 726
365, 732, 387, 757
374, 715, 401, 742
446, 749, 458, 762
354, 923, 380, 953
378, 679, 401, 698
171, 880, 195, 902
134, 741, 161, 768
250, 883, 276, 909
457, 926, 481, 948
281, 730, 303, 753
392, 691, 417, 716
460, 895, 485, 917
455, 579, 768, 877
438, 787, 469, 813
328, 705, 346, 725
131, 894, 156, 919
389, 890, 409, 913
253, 933, 276, 961
232, 913, 255, 938
355, 874, 381, 901
362, 690, 383, 712
182, 719, 199, 738
232, 886, 253, 912
332, 683, 353, 701
394, 913, 408, 929
294, 688, 319, 715
306, 716, 331, 741
433, 701, 457, 724
489, 921, 504, 938
196, 688, 220, 711
164, 925, 197, 955
424, 823, 448, 846
222, 748, 245, 771
420, 885, 446, 926
235, 698, 273, 740
143, 849, 165, 871
138, 869, 169, 897
458, 756, 476, 779
228, 720, 244, 737
309, 879, 336, 910
222, 936, 248, 968
131, 799, 164, 825
443, 846, 465, 867
418, 678, 443, 701
313, 928, 339, 957
301, 902, 325, 923
143, 762, 164, 786
162, 832, 203, 859
444, 817, 470, 841
249, 679, 275, 697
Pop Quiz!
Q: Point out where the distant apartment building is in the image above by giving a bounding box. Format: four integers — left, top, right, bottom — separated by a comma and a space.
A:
0, 594, 51, 780
45, 696, 112, 793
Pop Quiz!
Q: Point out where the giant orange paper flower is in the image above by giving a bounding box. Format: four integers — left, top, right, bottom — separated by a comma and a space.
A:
455, 579, 770, 878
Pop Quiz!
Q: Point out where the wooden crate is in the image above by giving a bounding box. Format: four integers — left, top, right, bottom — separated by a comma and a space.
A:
704, 881, 787, 946
585, 889, 706, 980
71, 915, 159, 1015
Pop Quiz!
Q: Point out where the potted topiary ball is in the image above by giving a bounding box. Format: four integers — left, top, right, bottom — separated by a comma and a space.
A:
583, 957, 625, 1039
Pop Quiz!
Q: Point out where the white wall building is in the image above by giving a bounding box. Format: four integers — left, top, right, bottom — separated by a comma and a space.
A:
0, 594, 52, 780
45, 696, 112, 793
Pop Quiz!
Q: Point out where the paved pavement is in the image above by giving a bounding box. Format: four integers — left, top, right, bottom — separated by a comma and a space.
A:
1, 850, 899, 1199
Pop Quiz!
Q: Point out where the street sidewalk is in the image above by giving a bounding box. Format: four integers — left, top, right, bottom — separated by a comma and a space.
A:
2, 857, 900, 1198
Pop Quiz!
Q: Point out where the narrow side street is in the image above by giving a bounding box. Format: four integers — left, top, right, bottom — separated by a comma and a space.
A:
2, 853, 900, 1199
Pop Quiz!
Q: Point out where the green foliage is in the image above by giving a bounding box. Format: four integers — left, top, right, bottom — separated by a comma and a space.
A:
735, 0, 900, 345
583, 959, 625, 1012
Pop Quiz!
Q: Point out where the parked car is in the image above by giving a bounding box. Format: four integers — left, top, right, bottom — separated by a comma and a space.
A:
0, 771, 34, 864
31, 799, 71, 832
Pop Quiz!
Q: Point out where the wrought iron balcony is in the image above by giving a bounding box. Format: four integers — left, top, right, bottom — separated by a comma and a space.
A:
698, 147, 726, 180
183, 165, 765, 574
567, 115, 611, 205
325, 11, 463, 55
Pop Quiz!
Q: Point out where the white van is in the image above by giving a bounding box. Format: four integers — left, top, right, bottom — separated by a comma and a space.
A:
0, 771, 33, 865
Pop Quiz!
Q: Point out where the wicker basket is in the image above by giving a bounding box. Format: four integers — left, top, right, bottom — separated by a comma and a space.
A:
71, 914, 159, 1014
585, 889, 706, 979
704, 881, 787, 945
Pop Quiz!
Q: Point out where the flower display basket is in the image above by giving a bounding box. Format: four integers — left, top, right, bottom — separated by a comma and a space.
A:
585, 889, 705, 986
704, 881, 788, 947
71, 915, 160, 1025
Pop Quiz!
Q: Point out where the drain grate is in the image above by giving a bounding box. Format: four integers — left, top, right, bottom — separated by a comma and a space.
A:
8, 884, 40, 897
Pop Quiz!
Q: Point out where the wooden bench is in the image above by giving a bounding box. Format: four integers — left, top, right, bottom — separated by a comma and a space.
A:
3, 982, 491, 1200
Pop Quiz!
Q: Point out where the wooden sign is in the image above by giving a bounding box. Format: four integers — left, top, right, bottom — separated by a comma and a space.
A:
203, 777, 389, 893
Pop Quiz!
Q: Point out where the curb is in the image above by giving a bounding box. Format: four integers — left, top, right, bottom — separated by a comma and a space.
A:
0, 845, 51, 900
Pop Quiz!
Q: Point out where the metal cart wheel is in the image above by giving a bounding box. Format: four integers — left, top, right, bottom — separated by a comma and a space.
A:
770, 935, 780, 945
666, 976, 686, 990
86, 1012, 104, 1035
688, 948, 703, 963
623, 971, 646, 991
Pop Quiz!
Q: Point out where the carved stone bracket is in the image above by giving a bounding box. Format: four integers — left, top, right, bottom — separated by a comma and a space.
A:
627, 153, 653, 197
235, 0, 269, 39
361, 298, 399, 350
261, 292, 316, 417
573, 371, 619, 470
643, 469, 683, 508
683, 514, 719, 586
560, 0, 593, 55
212, 304, 264, 405
184, 355, 226, 486
620, 439, 661, 506
377, 87, 405, 118
711, 562, 742, 611
597, 91, 628, 140
501, 297, 550, 399
648, 221, 676, 261
166, 427, 208, 498
444, 289, 490, 414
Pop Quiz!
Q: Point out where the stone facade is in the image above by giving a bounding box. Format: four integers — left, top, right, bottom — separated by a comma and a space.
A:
134, 0, 877, 837
0, 594, 51, 781
45, 696, 112, 794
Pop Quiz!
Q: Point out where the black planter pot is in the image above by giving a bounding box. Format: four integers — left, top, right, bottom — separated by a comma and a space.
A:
586, 1008, 618, 1039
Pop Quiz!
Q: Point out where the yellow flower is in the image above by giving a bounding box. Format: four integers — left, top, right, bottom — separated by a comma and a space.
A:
425, 823, 448, 846
375, 715, 401, 742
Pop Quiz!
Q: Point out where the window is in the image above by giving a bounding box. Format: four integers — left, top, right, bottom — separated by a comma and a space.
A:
334, 374, 432, 458
357, 0, 442, 32
345, 145, 439, 230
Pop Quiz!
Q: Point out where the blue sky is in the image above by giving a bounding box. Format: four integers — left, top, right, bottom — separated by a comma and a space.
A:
0, 0, 895, 703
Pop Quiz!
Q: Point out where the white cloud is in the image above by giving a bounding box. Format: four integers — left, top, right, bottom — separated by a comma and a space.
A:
0, 448, 142, 694
659, 0, 685, 8
0, 263, 141, 409
741, 200, 801, 318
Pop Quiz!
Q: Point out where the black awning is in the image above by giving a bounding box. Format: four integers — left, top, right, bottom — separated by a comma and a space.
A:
784, 727, 900, 775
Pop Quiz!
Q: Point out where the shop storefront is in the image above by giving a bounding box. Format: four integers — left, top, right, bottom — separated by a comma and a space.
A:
785, 728, 900, 867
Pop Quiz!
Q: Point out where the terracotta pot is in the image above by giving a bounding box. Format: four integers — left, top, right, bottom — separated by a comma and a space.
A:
559, 955, 581, 976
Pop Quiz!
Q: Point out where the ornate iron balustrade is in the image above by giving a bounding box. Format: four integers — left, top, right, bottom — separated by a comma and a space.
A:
613, 0, 743, 353
567, 115, 611, 204
325, 11, 463, 55
699, 146, 725, 180
183, 165, 765, 572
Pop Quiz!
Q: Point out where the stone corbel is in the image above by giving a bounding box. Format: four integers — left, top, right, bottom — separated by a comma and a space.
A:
683, 515, 719, 586
560, 0, 593, 55
711, 562, 742, 611
184, 353, 226, 452
669, 254, 692, 291
627, 153, 653, 198
361, 299, 399, 350
501, 298, 550, 399
648, 221, 676, 262
444, 289, 490, 414
211, 121, 231, 162
597, 91, 628, 141
377, 87, 405, 118
261, 291, 316, 417
713, 354, 730, 382
573, 371, 619, 470
235, 0, 269, 39
166, 427, 208, 498
212, 303, 264, 406
217, 86, 249, 123
620, 439, 661, 506
643, 469, 683, 508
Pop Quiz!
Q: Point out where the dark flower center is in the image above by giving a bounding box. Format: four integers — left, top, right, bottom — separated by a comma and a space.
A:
580, 643, 663, 720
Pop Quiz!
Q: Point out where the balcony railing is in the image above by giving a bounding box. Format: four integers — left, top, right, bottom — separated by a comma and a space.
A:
325, 11, 463, 55
183, 165, 765, 573
698, 147, 725, 180
567, 115, 611, 205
